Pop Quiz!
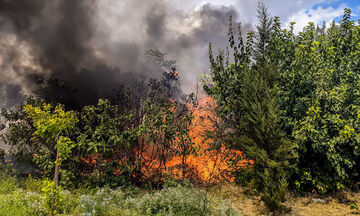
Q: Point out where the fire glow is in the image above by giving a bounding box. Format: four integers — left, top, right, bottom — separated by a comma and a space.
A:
140, 95, 248, 183
82, 96, 249, 183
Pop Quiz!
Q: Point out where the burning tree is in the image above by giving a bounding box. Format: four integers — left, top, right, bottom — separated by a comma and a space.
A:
140, 98, 198, 183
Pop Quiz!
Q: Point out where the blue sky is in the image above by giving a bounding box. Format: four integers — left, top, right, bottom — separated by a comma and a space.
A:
320, 0, 359, 12
311, 0, 359, 20
288, 0, 359, 31
167, 0, 360, 32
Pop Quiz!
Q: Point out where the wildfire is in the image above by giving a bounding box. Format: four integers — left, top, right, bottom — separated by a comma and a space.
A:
140, 95, 248, 183
165, 96, 246, 182
82, 95, 249, 183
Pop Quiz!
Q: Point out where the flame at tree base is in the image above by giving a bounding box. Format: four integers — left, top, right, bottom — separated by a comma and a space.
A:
82, 96, 250, 183
141, 96, 249, 183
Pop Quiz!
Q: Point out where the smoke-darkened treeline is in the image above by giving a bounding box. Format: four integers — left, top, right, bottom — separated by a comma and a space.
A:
1, 2, 360, 215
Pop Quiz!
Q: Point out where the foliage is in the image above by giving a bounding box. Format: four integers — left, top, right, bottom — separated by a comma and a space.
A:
205, 4, 291, 213
350, 202, 358, 210
24, 103, 78, 176
255, 2, 273, 60
146, 49, 182, 99
33, 150, 54, 176
132, 185, 236, 216
205, 2, 360, 199
204, 15, 251, 129
0, 173, 17, 195
268, 9, 360, 192
21, 175, 44, 193
42, 179, 64, 215
73, 95, 196, 187
72, 184, 237, 216
145, 49, 177, 70
140, 97, 198, 182
24, 102, 78, 215
0, 191, 47, 216
75, 98, 139, 187
24, 103, 77, 144
172, 109, 199, 179
237, 62, 291, 213
0, 171, 46, 216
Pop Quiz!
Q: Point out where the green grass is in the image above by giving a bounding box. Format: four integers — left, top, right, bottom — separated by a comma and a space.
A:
0, 174, 46, 216
0, 170, 240, 216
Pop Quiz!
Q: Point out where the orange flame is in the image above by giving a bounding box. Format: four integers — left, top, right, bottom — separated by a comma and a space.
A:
82, 95, 249, 183
140, 95, 248, 183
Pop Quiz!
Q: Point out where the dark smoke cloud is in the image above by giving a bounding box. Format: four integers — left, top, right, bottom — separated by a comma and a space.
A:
0, 0, 250, 109
0, 0, 100, 108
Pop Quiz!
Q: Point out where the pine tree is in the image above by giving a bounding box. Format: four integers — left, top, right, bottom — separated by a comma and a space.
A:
238, 60, 291, 213
237, 3, 291, 212
205, 3, 291, 213
255, 2, 273, 61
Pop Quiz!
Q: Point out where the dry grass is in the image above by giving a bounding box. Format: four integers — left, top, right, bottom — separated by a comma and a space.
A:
288, 191, 360, 216
208, 183, 360, 216
208, 183, 265, 215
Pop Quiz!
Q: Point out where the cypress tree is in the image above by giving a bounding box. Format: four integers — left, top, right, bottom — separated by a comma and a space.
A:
238, 60, 291, 213
237, 3, 291, 213
205, 2, 292, 213
255, 2, 273, 61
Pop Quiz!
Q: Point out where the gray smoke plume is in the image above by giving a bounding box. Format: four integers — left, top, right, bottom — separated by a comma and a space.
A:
0, 0, 249, 108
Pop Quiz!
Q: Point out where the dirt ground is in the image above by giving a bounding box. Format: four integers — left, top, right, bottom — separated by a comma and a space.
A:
209, 183, 360, 216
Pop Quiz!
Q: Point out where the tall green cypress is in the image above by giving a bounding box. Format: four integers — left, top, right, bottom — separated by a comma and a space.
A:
255, 2, 273, 61
238, 60, 291, 213
205, 3, 292, 213
237, 3, 291, 213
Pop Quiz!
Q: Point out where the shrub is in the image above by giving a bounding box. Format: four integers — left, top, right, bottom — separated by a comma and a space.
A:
66, 185, 238, 216
130, 185, 237, 216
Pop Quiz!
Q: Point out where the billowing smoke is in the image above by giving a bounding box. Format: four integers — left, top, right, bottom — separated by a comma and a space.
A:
0, 0, 249, 109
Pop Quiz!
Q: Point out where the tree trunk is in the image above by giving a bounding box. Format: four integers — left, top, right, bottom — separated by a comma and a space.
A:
52, 138, 60, 216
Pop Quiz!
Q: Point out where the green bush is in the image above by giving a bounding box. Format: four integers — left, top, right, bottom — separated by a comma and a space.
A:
269, 8, 360, 193
205, 1, 360, 200
133, 186, 210, 215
